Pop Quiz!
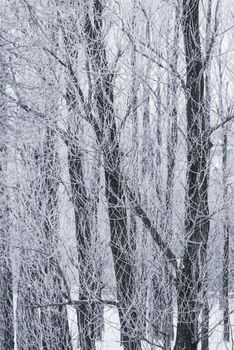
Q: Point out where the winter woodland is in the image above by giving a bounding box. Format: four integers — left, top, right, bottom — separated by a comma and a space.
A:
0, 0, 234, 349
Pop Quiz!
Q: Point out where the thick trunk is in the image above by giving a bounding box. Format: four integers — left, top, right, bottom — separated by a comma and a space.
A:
174, 1, 210, 349
174, 257, 199, 350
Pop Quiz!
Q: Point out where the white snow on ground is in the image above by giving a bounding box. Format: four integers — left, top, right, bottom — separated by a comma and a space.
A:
96, 307, 123, 350
202, 299, 234, 350
68, 299, 234, 349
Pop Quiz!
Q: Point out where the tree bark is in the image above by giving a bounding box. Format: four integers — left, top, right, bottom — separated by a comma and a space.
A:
59, 6, 101, 347
201, 2, 212, 349
67, 137, 97, 350
174, 1, 210, 349
0, 149, 14, 350
17, 129, 72, 350
219, 53, 230, 342
164, 4, 180, 348
0, 50, 14, 350
40, 129, 72, 350
83, 2, 141, 349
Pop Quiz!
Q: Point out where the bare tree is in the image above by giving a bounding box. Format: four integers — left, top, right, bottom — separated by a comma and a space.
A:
1, 1, 234, 349
174, 1, 210, 349
0, 42, 14, 350
82, 2, 141, 349
218, 46, 230, 342
16, 128, 72, 350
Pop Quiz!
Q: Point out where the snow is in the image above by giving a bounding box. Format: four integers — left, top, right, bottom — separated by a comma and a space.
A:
94, 299, 234, 350
96, 307, 123, 350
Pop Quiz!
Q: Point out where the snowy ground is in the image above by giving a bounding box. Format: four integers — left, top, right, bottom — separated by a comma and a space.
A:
206, 299, 234, 350
68, 298, 234, 350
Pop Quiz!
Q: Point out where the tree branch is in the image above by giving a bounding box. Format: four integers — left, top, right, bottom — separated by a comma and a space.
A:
5, 93, 70, 145
126, 186, 178, 272
31, 298, 119, 309
121, 25, 186, 92
209, 114, 234, 135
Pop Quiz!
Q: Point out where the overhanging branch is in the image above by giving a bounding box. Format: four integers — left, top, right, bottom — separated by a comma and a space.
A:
126, 186, 178, 272
209, 114, 234, 135
31, 298, 119, 309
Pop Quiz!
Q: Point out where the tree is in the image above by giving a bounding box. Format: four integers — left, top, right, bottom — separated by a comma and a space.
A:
174, 1, 210, 349
16, 128, 72, 350
1, 0, 234, 349
82, 2, 141, 349
219, 46, 230, 342
57, 4, 104, 347
0, 39, 14, 350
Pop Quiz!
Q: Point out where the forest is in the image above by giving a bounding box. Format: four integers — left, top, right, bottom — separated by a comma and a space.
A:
0, 0, 234, 349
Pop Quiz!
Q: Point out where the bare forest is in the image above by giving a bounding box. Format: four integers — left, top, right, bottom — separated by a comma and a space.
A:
1, 0, 234, 349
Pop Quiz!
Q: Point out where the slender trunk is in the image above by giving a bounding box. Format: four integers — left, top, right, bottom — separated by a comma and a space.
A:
141, 14, 153, 340
201, 2, 213, 349
0, 148, 14, 350
201, 278, 209, 350
164, 4, 180, 348
41, 259, 72, 350
59, 7, 99, 347
219, 52, 230, 342
130, 0, 138, 250
16, 170, 46, 350
174, 1, 210, 349
223, 222, 230, 342
17, 130, 72, 350
142, 13, 152, 179
165, 0, 179, 255
129, 3, 145, 339
155, 78, 163, 203
131, 0, 138, 157
68, 138, 97, 350
40, 129, 72, 350
17, 263, 42, 350
0, 53, 14, 350
90, 152, 104, 341
83, 2, 141, 349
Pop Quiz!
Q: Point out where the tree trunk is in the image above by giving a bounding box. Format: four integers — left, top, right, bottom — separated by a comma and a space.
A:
0, 51, 14, 350
67, 138, 97, 350
40, 129, 72, 350
174, 1, 210, 349
0, 150, 14, 350
164, 4, 180, 348
58, 6, 100, 348
223, 223, 230, 342
83, 2, 141, 349
201, 1, 212, 348
219, 53, 230, 342
17, 130, 72, 350
17, 262, 43, 350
